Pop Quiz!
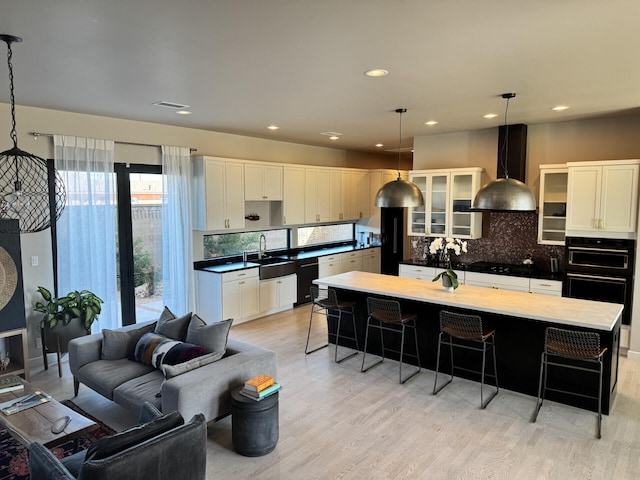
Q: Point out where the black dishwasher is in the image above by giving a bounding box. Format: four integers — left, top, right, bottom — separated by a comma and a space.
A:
295, 257, 319, 306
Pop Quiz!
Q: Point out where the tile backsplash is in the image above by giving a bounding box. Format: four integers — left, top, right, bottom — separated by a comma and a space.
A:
409, 212, 563, 272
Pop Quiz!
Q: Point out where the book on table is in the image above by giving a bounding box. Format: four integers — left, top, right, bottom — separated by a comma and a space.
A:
0, 375, 24, 394
239, 383, 281, 401
244, 374, 275, 393
0, 391, 51, 415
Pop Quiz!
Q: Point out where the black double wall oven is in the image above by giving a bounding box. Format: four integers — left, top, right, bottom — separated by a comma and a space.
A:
564, 237, 635, 325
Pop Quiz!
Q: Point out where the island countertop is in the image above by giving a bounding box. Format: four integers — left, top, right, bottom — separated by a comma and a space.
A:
314, 271, 622, 331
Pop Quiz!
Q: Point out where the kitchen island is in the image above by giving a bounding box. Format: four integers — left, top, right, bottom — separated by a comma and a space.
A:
314, 271, 622, 414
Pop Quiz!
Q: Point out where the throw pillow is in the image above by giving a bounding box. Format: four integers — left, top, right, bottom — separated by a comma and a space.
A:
155, 307, 192, 341
101, 323, 157, 360
186, 315, 233, 355
132, 332, 207, 369
85, 411, 184, 461
162, 351, 224, 379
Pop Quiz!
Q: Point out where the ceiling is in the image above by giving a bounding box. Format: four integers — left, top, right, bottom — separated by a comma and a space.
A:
1, 1, 639, 154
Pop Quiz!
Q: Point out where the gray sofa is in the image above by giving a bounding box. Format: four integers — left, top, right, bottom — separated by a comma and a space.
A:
68, 321, 277, 423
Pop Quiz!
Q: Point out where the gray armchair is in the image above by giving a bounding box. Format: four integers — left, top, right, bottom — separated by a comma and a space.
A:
28, 403, 207, 480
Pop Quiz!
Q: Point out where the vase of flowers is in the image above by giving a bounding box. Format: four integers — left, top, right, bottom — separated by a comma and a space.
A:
429, 237, 468, 291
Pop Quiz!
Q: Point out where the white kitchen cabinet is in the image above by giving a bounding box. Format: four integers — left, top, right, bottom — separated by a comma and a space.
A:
361, 247, 381, 274
464, 271, 529, 292
244, 163, 283, 201
259, 274, 297, 313
408, 168, 484, 238
318, 254, 343, 278
329, 169, 343, 221
342, 170, 370, 220
538, 164, 568, 245
398, 264, 436, 281
196, 269, 260, 325
305, 168, 331, 223
193, 157, 245, 231
566, 160, 640, 238
339, 250, 363, 273
529, 278, 563, 296
282, 166, 306, 225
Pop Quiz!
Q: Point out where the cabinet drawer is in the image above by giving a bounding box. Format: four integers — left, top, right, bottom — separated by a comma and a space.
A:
465, 272, 529, 291
221, 268, 259, 282
339, 251, 362, 260
530, 278, 563, 295
319, 254, 340, 264
398, 264, 436, 280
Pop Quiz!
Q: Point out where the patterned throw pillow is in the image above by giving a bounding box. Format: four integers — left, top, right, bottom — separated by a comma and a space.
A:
132, 332, 206, 369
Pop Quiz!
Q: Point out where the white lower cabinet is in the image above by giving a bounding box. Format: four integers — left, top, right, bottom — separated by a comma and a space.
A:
529, 278, 563, 296
339, 250, 363, 273
318, 254, 342, 278
259, 274, 297, 313
362, 248, 381, 274
464, 272, 530, 292
196, 269, 260, 325
398, 264, 436, 281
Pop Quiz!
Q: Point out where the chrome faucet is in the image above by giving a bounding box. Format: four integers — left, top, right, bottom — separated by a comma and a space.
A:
259, 234, 267, 259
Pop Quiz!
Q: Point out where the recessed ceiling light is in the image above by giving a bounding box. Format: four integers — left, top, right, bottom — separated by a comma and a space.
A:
364, 68, 389, 77
483, 113, 499, 119
176, 110, 192, 115
552, 105, 570, 111
375, 143, 384, 148
267, 125, 279, 130
424, 120, 439, 126
329, 136, 340, 141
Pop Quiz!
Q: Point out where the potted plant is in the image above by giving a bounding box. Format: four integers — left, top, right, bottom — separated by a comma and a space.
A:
34, 286, 104, 332
34, 286, 105, 374
429, 237, 468, 291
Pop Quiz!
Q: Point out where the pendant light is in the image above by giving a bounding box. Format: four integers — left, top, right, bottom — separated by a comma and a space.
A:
472, 93, 536, 212
0, 34, 66, 234
374, 108, 424, 208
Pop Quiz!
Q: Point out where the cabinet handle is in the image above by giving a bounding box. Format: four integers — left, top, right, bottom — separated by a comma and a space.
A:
238, 273, 246, 276
263, 195, 268, 199
239, 281, 245, 285
283, 216, 287, 224
539, 283, 551, 287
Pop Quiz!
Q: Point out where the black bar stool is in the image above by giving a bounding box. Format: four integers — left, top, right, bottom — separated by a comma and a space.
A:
305, 286, 359, 363
360, 297, 421, 384
433, 310, 498, 408
532, 326, 607, 439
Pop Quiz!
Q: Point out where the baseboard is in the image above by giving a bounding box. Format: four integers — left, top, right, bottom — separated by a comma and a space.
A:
626, 350, 640, 362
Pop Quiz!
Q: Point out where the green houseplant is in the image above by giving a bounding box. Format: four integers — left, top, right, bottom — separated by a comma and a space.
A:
34, 286, 104, 332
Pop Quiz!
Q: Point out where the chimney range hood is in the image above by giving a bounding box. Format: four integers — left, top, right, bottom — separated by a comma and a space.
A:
472, 93, 536, 212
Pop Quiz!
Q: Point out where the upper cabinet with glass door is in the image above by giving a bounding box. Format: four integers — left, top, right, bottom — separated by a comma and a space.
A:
408, 167, 484, 239
537, 164, 568, 245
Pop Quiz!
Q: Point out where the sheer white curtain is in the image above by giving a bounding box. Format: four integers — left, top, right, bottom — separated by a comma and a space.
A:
54, 135, 120, 331
161, 145, 194, 314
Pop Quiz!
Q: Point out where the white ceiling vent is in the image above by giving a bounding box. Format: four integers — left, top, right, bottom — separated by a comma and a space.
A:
153, 101, 190, 109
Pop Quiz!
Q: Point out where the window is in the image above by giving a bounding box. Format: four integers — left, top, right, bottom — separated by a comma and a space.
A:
297, 224, 354, 247
203, 229, 289, 259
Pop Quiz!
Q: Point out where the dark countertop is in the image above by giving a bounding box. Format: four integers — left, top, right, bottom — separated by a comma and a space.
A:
195, 243, 381, 272
400, 258, 564, 281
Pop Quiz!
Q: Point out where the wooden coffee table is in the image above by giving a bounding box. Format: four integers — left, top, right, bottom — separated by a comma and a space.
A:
0, 380, 97, 448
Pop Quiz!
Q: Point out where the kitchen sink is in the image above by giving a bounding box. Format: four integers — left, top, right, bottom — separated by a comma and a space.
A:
255, 256, 297, 280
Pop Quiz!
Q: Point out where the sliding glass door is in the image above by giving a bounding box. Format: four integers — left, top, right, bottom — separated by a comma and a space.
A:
115, 164, 163, 325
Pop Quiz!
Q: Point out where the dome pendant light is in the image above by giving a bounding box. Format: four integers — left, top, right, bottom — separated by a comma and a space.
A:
0, 34, 66, 233
374, 108, 424, 208
472, 93, 536, 212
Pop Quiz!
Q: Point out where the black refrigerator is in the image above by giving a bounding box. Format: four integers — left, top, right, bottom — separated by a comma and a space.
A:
380, 207, 404, 275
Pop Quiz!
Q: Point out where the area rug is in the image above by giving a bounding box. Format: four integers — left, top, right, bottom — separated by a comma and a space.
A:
0, 400, 116, 480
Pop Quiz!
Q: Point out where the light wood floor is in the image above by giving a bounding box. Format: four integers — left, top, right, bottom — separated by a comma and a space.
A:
33, 304, 640, 479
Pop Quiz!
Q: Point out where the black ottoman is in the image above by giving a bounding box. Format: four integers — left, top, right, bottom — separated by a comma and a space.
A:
230, 386, 279, 456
